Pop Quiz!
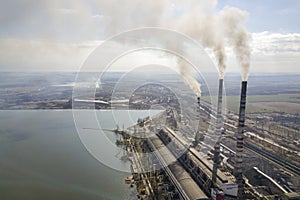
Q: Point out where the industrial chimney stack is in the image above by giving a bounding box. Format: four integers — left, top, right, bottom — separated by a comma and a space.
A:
216, 79, 224, 127
234, 81, 248, 199
193, 96, 203, 147
212, 78, 224, 186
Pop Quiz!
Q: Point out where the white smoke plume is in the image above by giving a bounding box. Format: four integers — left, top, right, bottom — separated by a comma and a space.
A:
96, 0, 172, 34
178, 59, 201, 97
96, 0, 251, 88
220, 6, 251, 81
176, 12, 227, 79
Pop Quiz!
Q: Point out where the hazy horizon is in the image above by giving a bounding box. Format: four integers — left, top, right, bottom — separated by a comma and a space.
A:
0, 0, 299, 74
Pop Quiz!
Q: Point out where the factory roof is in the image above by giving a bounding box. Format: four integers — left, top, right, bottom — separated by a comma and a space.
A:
169, 162, 208, 199
149, 133, 208, 200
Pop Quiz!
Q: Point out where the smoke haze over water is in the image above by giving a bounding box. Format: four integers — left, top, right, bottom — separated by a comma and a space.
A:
94, 0, 252, 89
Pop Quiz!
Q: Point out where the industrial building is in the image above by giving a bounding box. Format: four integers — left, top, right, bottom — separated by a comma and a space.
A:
121, 77, 299, 200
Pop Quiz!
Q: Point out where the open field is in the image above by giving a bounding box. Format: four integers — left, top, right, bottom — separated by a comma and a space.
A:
202, 93, 300, 114
249, 102, 300, 115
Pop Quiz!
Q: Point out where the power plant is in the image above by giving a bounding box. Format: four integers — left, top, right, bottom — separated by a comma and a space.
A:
116, 76, 300, 200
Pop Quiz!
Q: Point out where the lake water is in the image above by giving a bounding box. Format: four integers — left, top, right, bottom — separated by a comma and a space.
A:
0, 110, 161, 200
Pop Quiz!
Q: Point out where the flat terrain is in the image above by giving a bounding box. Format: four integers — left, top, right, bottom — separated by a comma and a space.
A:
203, 93, 300, 114
0, 72, 299, 117
0, 71, 299, 196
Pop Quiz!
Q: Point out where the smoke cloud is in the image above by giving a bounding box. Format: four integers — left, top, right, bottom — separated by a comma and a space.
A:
220, 6, 251, 81
97, 0, 251, 89
178, 59, 201, 97
96, 0, 172, 34
175, 4, 252, 81
176, 12, 227, 79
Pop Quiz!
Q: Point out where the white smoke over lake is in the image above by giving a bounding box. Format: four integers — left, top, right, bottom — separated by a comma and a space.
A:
92, 0, 251, 84
0, 0, 252, 83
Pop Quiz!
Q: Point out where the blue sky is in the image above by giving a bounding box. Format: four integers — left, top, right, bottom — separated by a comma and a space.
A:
216, 0, 300, 33
0, 0, 299, 73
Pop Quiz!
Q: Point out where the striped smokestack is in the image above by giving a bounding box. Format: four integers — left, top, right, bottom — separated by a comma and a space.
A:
197, 96, 201, 133
193, 96, 202, 147
212, 78, 224, 186
216, 79, 224, 130
235, 81, 247, 199
238, 81, 247, 127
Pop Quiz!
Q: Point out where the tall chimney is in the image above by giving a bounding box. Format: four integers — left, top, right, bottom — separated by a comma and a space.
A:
234, 81, 247, 199
194, 96, 202, 147
216, 79, 224, 128
212, 79, 224, 186
197, 96, 201, 134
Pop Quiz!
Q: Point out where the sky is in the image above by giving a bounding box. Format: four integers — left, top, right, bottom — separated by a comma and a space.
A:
0, 0, 299, 74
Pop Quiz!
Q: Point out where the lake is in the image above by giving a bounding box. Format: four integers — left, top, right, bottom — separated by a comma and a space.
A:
0, 110, 161, 200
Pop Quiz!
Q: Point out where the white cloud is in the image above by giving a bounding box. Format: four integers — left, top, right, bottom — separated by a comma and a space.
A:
0, 39, 101, 71
0, 1, 299, 73
1, 31, 299, 73
251, 32, 300, 55
204, 32, 300, 74
55, 8, 78, 15
243, 32, 300, 73
0, 39, 180, 72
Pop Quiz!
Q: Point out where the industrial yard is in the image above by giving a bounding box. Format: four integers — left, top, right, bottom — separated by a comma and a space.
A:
104, 74, 300, 200
1, 0, 300, 199
0, 72, 299, 200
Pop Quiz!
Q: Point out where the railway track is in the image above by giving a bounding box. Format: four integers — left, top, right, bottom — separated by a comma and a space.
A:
220, 120, 300, 176
220, 140, 300, 176
245, 142, 300, 176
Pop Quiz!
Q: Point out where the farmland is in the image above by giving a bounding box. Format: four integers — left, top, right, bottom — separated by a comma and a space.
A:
203, 93, 300, 114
